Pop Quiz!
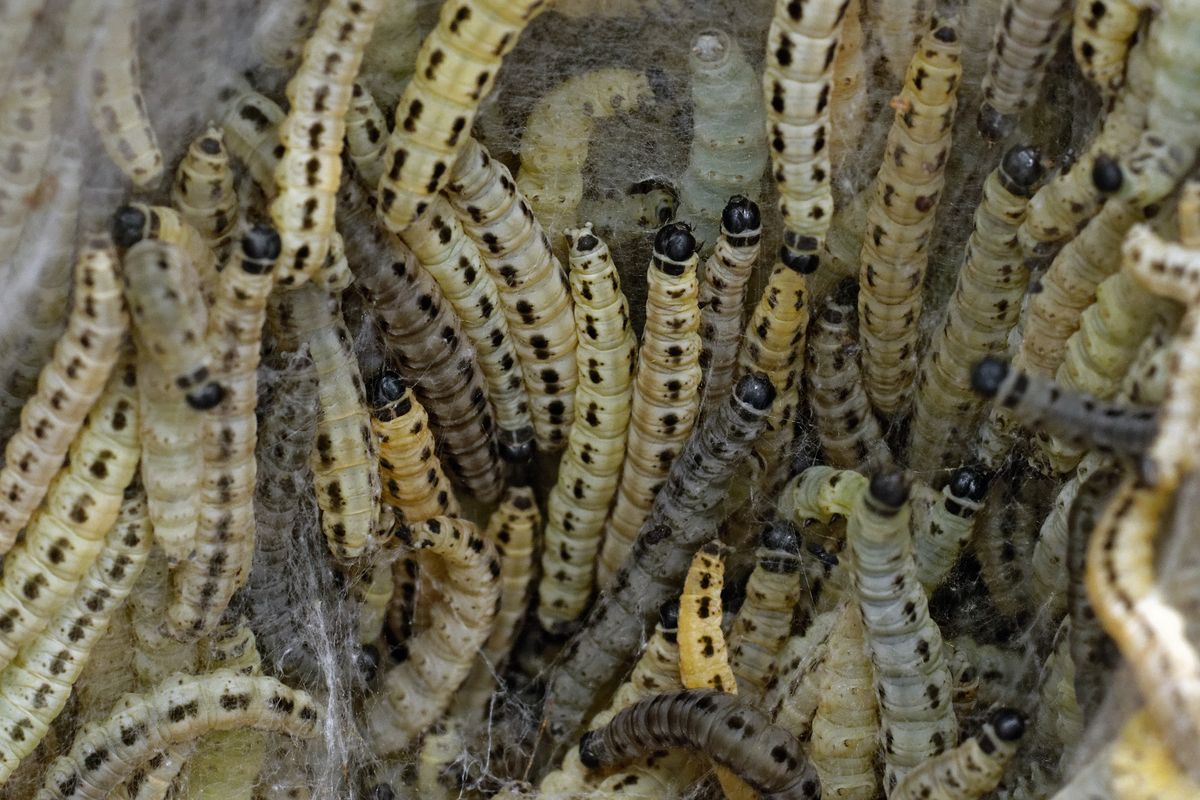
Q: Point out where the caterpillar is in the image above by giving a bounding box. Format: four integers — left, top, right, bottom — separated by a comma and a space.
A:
66, 0, 163, 186
0, 1, 45, 97
678, 542, 735, 693
0, 355, 139, 674
218, 83, 285, 194
112, 201, 219, 308
268, 0, 383, 285
345, 82, 389, 189
1072, 0, 1145, 99
117, 744, 195, 800
972, 471, 1046, 621
779, 464, 867, 525
33, 670, 320, 800
1110, 708, 1200, 799
517, 67, 653, 251
339, 176, 503, 502
539, 373, 775, 761
400, 196, 533, 454
444, 136, 579, 452
698, 196, 761, 412
909, 145, 1044, 472
366, 516, 502, 755
677, 31, 768, 244
0, 235, 127, 555
375, 0, 550, 235
170, 126, 238, 260
252, 0, 320, 70
763, 0, 850, 268
129, 548, 198, 691
538, 225, 636, 631
891, 709, 1027, 800
359, 0, 421, 109
167, 227, 282, 638
1032, 620, 1084, 755
597, 223, 702, 588
911, 467, 988, 592
767, 607, 839, 742
847, 471, 957, 790
579, 689, 821, 800
0, 66, 51, 263
809, 603, 880, 800
0, 485, 151, 785
858, 20, 962, 417
977, 0, 1074, 142
828, 0, 867, 176
806, 278, 892, 472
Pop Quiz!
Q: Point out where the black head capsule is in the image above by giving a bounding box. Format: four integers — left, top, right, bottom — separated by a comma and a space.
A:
575, 232, 600, 253
356, 643, 381, 683
999, 144, 1045, 196
653, 221, 697, 269
868, 469, 911, 509
242, 224, 282, 268
499, 427, 536, 474
185, 381, 225, 411
111, 205, 148, 249
1092, 153, 1124, 193
371, 370, 408, 411
949, 466, 989, 502
977, 103, 1015, 145
970, 356, 1010, 398
734, 372, 776, 411
831, 276, 859, 307
932, 24, 957, 43
659, 598, 681, 631
578, 731, 602, 769
990, 708, 1027, 741
721, 195, 761, 235
759, 519, 803, 554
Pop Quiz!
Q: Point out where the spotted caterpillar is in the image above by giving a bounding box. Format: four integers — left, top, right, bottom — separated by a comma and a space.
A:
0, 66, 51, 263
171, 126, 238, 260
891, 709, 1027, 800
345, 82, 389, 189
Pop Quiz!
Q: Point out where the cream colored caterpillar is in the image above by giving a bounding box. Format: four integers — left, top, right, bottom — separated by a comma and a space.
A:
538, 225, 637, 630
252, 0, 320, 70
912, 467, 988, 592
112, 201, 218, 313
171, 127, 238, 259
890, 709, 1027, 800
345, 82, 389, 189
1072, 0, 1145, 99
375, 0, 550, 235
0, 235, 126, 555
219, 84, 285, 193
0, 66, 51, 263
0, 1, 46, 97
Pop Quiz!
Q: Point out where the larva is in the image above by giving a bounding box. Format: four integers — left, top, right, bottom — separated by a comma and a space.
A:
911, 467, 988, 592
117, 744, 195, 800
1110, 708, 1200, 799
444, 136, 579, 452
0, 355, 139, 673
345, 82, 389, 189
806, 279, 892, 472
218, 83, 285, 194
828, 0, 867, 176
339, 176, 503, 502
578, 689, 821, 800
400, 196, 533, 453
252, 0, 320, 70
779, 464, 866, 525
729, 521, 804, 704
539, 373, 775, 759
847, 471, 957, 791
33, 670, 320, 800
0, 1, 45, 96
0, 66, 51, 263
538, 226, 636, 631
677, 31, 768, 244
129, 549, 198, 690
766, 607, 839, 742
1073, 0, 1144, 98
891, 709, 1027, 800
763, 0, 850, 268
679, 542, 735, 693
971, 356, 1158, 467
909, 145, 1044, 472
698, 196, 762, 411
518, 67, 653, 250
113, 201, 219, 308
359, 0, 421, 109
1032, 620, 1084, 755
0, 485, 151, 785
170, 127, 238, 259
268, 0, 383, 285
597, 223, 702, 588
0, 235, 126, 555
972, 472, 1045, 621
809, 603, 880, 800
375, 0, 551, 235
167, 228, 281, 638
858, 21, 962, 417
977, 0, 1073, 142
366, 516, 501, 755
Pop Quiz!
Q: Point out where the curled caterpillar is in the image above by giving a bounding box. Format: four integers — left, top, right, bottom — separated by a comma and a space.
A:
891, 709, 1027, 800
218, 83, 285, 193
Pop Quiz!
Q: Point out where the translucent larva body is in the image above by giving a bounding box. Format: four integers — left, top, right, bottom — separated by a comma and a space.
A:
912, 467, 988, 591
1072, 0, 1144, 98
0, 66, 51, 262
858, 22, 961, 416
219, 84, 285, 193
129, 549, 198, 691
252, 0, 321, 70
1110, 708, 1200, 799
909, 146, 1043, 472
359, 0, 421, 109
345, 82, 388, 189
767, 608, 838, 746
269, 0, 384, 285
890, 709, 1027, 800
597, 223, 702, 588
375, 0, 550, 235
171, 127, 238, 259
0, 235, 127, 555
538, 226, 636, 630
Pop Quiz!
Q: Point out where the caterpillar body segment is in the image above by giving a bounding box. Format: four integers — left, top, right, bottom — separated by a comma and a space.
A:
768, 607, 839, 747
166, 228, 281, 637
0, 357, 139, 673
679, 542, 735, 693
828, 0, 867, 173
698, 196, 762, 412
912, 467, 988, 592
400, 196, 533, 452
129, 549, 198, 692
780, 464, 868, 526
858, 21, 962, 416
891, 709, 1027, 800
252, 0, 321, 70
367, 516, 502, 754
171, 127, 238, 260
909, 145, 1043, 472
375, 0, 551, 235
1073, 0, 1145, 98
597, 223, 702, 588
269, 0, 384, 285
847, 472, 957, 791
972, 472, 1044, 620
0, 235, 127, 555
0, 1, 45, 98
346, 82, 389, 189
360, 0, 421, 109
33, 671, 320, 800
219, 85, 285, 194
978, 0, 1074, 142
538, 226, 637, 630
113, 202, 219, 308
1110, 708, 1200, 799
0, 485, 151, 785
0, 66, 51, 263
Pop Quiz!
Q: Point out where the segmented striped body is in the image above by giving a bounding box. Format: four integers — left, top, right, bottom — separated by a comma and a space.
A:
0, 66, 51, 262
345, 82, 388, 189
973, 472, 1044, 620
858, 22, 961, 416
890, 710, 1026, 800
598, 224, 702, 588
445, 136, 578, 451
367, 516, 501, 754
219, 85, 285, 193
538, 226, 636, 630
1073, 0, 1144, 98
0, 486, 151, 785
911, 468, 987, 591
679, 543, 735, 693
33, 671, 320, 800
375, 0, 550, 234
0, 355, 138, 675
168, 229, 281, 638
171, 127, 238, 259
828, 0, 867, 173
269, 0, 383, 285
401, 196, 533, 451
253, 0, 320, 69
0, 236, 126, 555
780, 465, 867, 526
768, 608, 838, 744
910, 146, 1042, 471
